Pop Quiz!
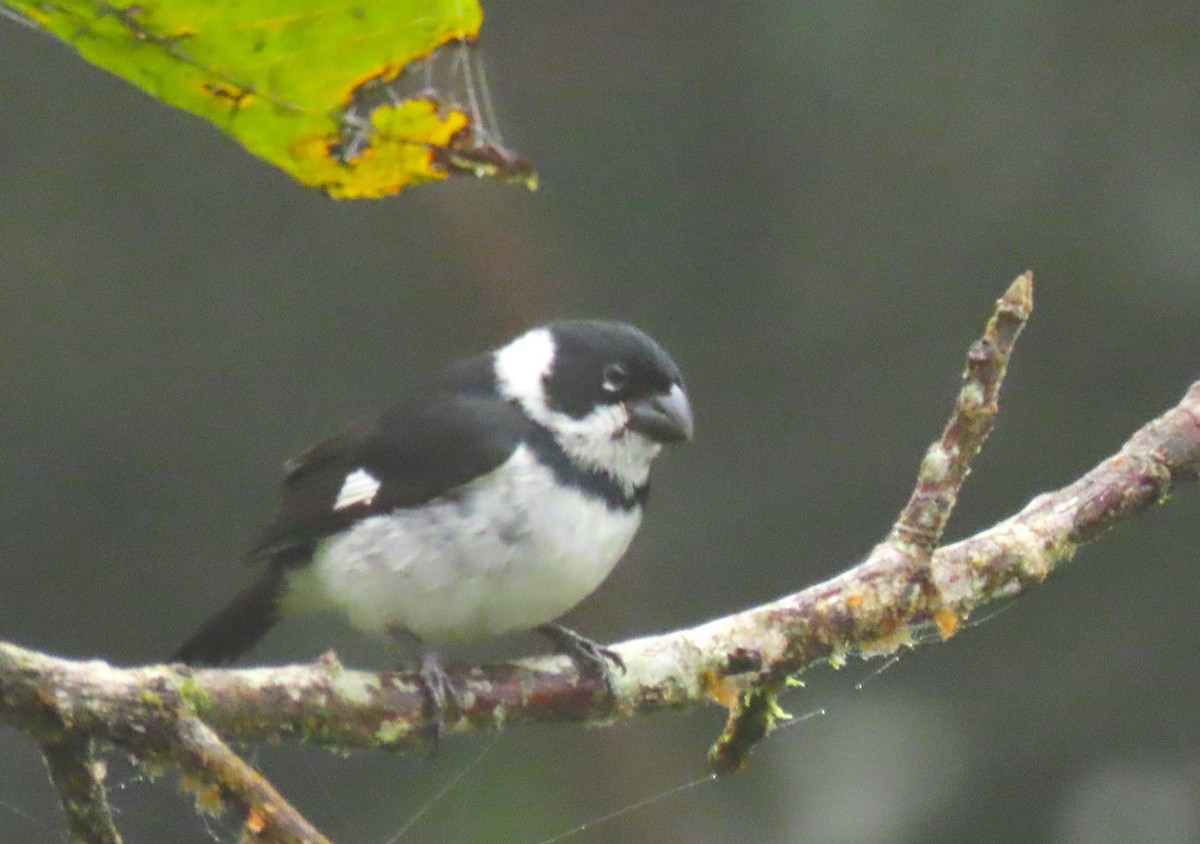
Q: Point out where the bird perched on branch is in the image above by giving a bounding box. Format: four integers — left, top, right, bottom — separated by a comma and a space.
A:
172, 320, 693, 714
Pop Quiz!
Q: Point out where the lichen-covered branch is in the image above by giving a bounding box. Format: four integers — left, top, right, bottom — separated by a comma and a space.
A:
890, 273, 1031, 556
169, 714, 332, 844
0, 652, 329, 843
3, 274, 1199, 843
709, 273, 1032, 771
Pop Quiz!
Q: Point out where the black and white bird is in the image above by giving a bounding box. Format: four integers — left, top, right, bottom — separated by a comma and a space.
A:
172, 320, 693, 683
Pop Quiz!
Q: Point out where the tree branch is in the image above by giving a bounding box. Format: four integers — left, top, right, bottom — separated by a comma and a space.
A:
711, 271, 1032, 771
0, 651, 330, 843
3, 274, 1199, 842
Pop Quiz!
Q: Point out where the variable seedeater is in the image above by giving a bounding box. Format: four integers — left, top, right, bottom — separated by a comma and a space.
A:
173, 320, 693, 693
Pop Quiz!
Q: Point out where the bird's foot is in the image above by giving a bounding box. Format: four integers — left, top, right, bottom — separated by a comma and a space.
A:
537, 624, 625, 697
419, 651, 459, 751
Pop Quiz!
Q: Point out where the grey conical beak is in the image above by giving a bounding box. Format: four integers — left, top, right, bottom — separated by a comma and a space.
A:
628, 383, 694, 443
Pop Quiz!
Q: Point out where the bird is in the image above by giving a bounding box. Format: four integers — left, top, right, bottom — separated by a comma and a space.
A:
171, 320, 693, 706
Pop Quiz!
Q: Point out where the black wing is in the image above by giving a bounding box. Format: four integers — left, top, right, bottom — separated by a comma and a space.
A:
248, 355, 526, 562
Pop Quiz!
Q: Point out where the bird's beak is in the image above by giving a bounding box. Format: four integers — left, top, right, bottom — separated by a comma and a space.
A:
627, 383, 694, 443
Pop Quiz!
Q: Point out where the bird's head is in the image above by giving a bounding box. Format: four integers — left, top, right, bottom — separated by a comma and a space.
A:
494, 320, 693, 492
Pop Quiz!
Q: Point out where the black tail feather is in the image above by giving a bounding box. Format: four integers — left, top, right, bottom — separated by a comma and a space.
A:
171, 567, 288, 665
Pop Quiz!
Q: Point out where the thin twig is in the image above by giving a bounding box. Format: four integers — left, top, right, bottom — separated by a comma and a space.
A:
890, 272, 1032, 556
711, 273, 1033, 772
168, 714, 332, 844
40, 731, 121, 844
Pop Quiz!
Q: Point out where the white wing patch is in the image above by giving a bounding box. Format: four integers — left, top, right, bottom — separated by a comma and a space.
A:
312, 444, 644, 643
333, 467, 382, 511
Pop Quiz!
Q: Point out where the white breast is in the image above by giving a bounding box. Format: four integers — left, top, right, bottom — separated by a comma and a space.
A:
305, 445, 642, 644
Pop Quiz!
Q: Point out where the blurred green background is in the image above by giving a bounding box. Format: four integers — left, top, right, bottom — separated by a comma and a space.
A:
2, 3, 1199, 843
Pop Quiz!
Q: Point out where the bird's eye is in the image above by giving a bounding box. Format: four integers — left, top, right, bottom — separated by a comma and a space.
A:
601, 363, 628, 394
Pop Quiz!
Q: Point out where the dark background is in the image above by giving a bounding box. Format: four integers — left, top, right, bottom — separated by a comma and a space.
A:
3, 3, 1200, 842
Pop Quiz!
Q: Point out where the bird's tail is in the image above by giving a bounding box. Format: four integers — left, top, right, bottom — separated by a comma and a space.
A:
171, 566, 289, 665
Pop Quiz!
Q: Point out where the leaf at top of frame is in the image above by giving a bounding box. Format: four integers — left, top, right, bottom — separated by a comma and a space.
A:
6, 0, 535, 197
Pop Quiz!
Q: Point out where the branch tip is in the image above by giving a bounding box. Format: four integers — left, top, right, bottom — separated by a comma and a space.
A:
1001, 270, 1034, 313
708, 686, 784, 776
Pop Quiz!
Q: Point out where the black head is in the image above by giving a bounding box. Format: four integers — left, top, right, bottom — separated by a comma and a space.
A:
551, 319, 680, 402
491, 320, 693, 496
491, 320, 694, 444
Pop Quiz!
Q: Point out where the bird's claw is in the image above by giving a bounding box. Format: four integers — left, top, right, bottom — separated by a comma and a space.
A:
419, 651, 459, 751
537, 624, 624, 696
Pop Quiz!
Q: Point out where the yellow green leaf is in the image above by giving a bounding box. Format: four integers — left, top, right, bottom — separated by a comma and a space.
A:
6, 0, 535, 197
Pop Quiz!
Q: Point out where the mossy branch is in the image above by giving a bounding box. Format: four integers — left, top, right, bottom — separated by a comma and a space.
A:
4, 274, 1200, 842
